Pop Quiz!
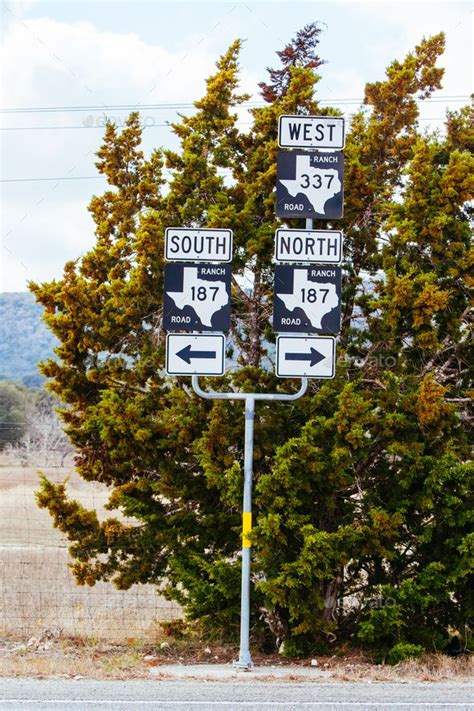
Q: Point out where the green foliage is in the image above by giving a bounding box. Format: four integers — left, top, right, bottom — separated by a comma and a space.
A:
386, 643, 424, 666
31, 25, 472, 656
0, 380, 30, 449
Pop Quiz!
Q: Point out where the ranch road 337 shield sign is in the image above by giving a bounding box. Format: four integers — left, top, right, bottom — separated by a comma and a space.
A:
273, 264, 341, 334
163, 262, 231, 332
276, 150, 344, 219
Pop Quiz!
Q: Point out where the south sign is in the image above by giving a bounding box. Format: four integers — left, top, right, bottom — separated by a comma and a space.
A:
165, 228, 233, 262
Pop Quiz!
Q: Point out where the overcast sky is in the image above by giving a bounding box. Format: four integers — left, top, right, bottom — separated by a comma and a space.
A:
0, 0, 471, 292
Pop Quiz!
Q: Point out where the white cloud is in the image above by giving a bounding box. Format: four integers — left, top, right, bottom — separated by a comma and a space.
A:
1, 195, 97, 290
0, 14, 241, 291
1, 3, 470, 292
0, 16, 217, 108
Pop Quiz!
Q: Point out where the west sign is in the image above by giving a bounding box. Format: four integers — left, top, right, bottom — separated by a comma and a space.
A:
278, 115, 345, 150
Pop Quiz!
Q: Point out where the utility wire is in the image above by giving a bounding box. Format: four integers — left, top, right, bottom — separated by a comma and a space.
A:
0, 95, 469, 114
0, 176, 106, 183
0, 117, 447, 131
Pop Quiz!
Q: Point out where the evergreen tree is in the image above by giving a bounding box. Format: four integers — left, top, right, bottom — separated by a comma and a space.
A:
32, 26, 473, 659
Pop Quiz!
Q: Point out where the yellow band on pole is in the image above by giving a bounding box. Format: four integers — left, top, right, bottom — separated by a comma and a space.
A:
242, 512, 252, 548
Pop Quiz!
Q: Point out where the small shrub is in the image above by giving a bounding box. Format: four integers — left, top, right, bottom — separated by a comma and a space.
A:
386, 643, 424, 665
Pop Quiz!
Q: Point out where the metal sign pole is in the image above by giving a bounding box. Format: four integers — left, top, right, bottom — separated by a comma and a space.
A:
191, 376, 308, 669
239, 396, 254, 668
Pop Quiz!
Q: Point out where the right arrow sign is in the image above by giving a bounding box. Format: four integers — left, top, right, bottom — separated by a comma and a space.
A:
276, 336, 336, 379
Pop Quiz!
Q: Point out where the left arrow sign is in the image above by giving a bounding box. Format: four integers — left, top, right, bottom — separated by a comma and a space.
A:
177, 345, 216, 363
166, 334, 225, 376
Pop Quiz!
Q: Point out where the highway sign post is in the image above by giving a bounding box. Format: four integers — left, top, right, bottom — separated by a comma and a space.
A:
191, 375, 308, 669
163, 112, 345, 671
275, 228, 343, 264
278, 115, 345, 150
276, 150, 344, 219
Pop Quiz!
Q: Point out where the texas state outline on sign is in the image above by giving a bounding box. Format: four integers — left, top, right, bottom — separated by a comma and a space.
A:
277, 270, 339, 329
167, 267, 227, 326
279, 154, 341, 215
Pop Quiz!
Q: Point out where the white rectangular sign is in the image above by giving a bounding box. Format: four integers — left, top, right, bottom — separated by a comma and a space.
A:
278, 115, 345, 150
275, 229, 343, 264
166, 333, 225, 376
276, 336, 336, 378
165, 228, 232, 262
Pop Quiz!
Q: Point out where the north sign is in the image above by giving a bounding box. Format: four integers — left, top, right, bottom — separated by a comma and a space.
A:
278, 115, 345, 150
165, 227, 233, 262
275, 228, 343, 265
163, 262, 231, 332
273, 264, 341, 334
276, 150, 344, 219
166, 333, 225, 376
276, 336, 336, 378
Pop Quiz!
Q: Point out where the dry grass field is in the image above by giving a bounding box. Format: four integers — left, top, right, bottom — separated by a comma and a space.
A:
0, 458, 180, 642
1, 457, 472, 680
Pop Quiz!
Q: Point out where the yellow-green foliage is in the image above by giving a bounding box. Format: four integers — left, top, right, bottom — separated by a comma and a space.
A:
31, 26, 472, 654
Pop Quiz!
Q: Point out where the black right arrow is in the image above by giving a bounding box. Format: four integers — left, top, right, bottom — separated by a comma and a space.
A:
285, 347, 325, 367
177, 345, 216, 364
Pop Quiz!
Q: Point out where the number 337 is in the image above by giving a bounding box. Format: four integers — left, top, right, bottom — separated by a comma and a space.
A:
300, 173, 334, 189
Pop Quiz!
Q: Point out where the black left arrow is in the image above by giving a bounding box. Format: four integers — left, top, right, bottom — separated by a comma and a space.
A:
177, 345, 216, 364
285, 347, 325, 367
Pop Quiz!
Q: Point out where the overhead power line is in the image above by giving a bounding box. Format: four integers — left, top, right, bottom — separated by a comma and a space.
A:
1, 168, 231, 183
0, 176, 106, 183
0, 117, 448, 131
0, 96, 469, 114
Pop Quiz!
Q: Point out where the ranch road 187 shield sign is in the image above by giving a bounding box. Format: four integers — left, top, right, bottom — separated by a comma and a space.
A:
163, 262, 231, 332
276, 150, 344, 219
273, 264, 341, 334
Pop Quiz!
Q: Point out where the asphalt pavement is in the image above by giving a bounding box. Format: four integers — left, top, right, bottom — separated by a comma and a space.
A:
0, 678, 472, 710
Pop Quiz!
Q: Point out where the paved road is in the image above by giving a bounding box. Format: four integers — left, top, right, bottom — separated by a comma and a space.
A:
0, 678, 472, 710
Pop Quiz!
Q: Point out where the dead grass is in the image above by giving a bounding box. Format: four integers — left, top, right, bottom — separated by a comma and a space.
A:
0, 638, 151, 679
0, 461, 180, 642
1, 459, 472, 681
0, 636, 472, 681
0, 462, 112, 546
326, 652, 473, 682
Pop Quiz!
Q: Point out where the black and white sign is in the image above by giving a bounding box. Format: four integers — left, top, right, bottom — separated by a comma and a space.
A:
165, 228, 232, 262
278, 115, 345, 150
276, 336, 336, 378
276, 150, 344, 219
163, 262, 231, 332
275, 229, 343, 264
273, 264, 341, 334
166, 333, 225, 376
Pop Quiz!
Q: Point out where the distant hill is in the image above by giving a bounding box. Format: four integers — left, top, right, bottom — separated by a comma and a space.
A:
0, 292, 58, 386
